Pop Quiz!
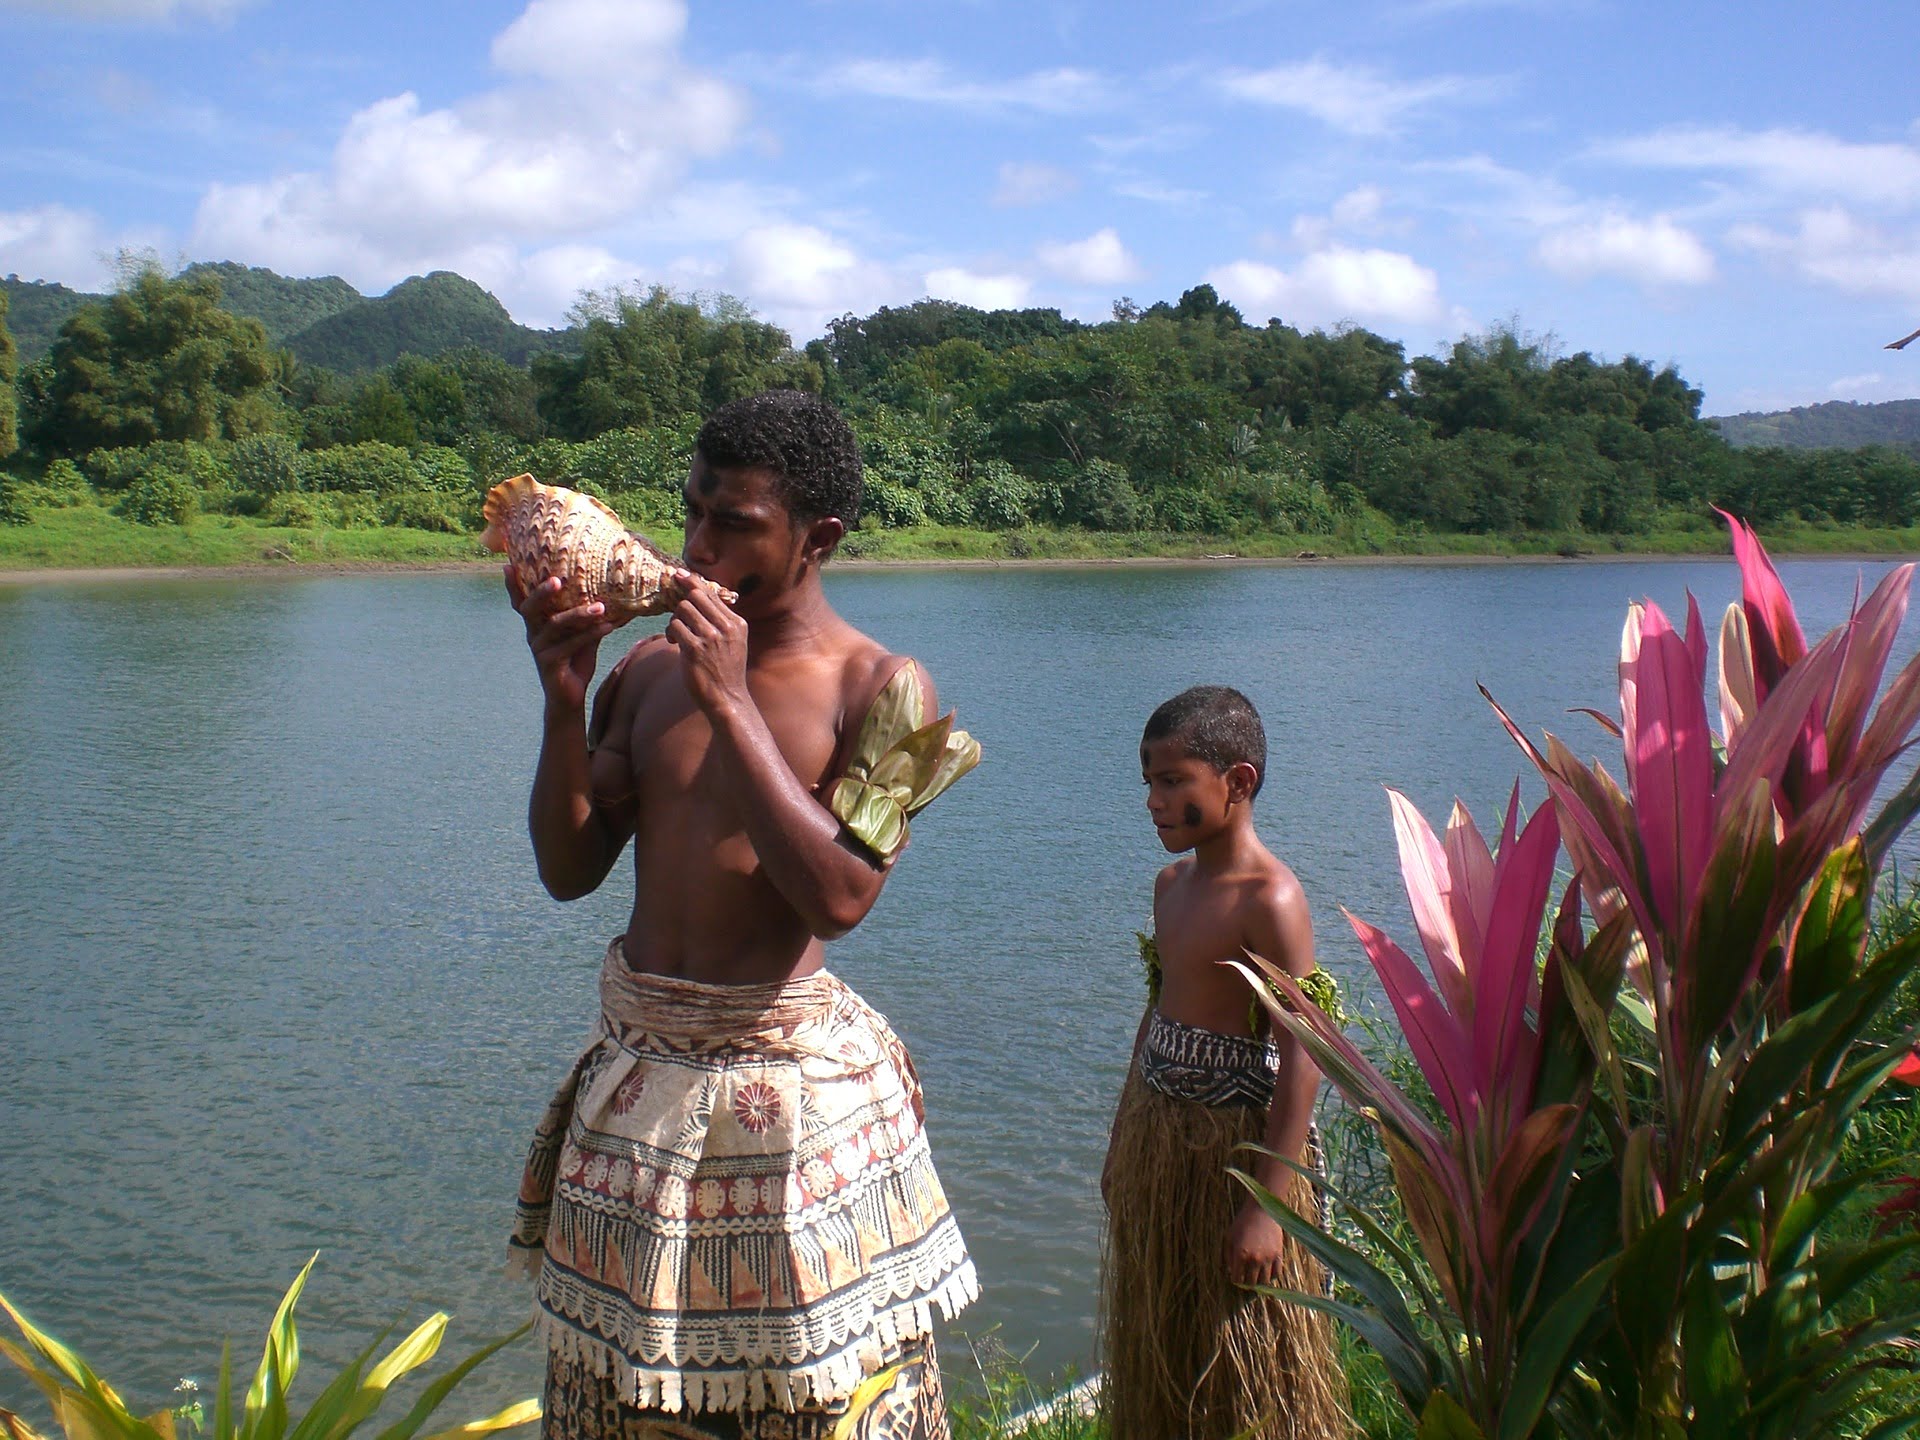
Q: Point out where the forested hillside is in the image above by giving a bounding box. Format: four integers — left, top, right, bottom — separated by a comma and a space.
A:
286, 271, 575, 371
4, 264, 1920, 557
1711, 399, 1920, 455
2, 264, 575, 371
177, 262, 363, 345
1, 277, 92, 361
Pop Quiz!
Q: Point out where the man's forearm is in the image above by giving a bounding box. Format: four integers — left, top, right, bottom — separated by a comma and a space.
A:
706, 696, 880, 938
528, 701, 613, 900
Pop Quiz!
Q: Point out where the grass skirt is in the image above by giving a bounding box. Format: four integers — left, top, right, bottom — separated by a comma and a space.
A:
1100, 1068, 1350, 1440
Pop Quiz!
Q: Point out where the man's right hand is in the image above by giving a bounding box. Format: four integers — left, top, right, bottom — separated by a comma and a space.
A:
506, 568, 616, 714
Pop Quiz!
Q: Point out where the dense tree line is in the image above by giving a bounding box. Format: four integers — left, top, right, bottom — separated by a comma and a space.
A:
3, 266, 1918, 540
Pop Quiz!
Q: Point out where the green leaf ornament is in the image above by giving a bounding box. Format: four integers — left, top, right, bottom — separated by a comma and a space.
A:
826, 662, 981, 863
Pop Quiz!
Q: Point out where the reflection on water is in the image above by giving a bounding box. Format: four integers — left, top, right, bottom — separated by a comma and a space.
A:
1, 556, 1913, 1413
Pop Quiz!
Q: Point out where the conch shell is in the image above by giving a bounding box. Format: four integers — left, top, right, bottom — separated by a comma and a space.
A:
481, 474, 733, 621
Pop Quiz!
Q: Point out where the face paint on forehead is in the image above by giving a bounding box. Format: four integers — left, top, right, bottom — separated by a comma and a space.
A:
696, 467, 721, 496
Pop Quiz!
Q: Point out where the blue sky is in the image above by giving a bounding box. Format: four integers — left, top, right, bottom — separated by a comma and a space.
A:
2, 0, 1917, 416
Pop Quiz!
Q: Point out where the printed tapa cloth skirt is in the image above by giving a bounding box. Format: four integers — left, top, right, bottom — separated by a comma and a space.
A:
512, 940, 976, 1432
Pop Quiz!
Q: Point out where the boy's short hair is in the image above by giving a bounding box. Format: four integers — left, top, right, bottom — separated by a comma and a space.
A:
1142, 685, 1267, 798
695, 390, 864, 530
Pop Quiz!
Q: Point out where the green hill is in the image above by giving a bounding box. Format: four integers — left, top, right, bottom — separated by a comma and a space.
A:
1, 264, 577, 372
1709, 398, 1920, 455
3, 277, 95, 361
285, 270, 574, 371
178, 261, 364, 345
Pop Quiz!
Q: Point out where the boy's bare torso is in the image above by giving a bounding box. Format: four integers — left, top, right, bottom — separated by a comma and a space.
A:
1153, 849, 1305, 1038
589, 623, 911, 985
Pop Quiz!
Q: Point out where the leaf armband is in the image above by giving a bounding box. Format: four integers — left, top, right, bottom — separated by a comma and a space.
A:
1137, 930, 1164, 1006
1248, 963, 1347, 1033
826, 662, 982, 863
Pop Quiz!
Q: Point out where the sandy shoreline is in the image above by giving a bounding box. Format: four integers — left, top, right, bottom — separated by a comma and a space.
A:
1, 546, 1914, 587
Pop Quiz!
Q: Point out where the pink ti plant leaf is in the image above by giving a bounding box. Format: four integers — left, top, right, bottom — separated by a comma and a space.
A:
1718, 506, 1807, 690
1343, 910, 1478, 1131
1624, 600, 1716, 942
1473, 793, 1561, 1115
1389, 790, 1475, 1024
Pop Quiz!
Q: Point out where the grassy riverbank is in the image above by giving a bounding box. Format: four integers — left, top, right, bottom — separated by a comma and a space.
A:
5, 502, 1920, 576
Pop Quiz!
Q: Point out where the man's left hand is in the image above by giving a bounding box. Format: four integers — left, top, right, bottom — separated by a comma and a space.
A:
666, 582, 750, 718
1225, 1200, 1289, 1289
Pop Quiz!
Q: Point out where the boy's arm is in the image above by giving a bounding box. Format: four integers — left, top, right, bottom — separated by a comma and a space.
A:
1225, 874, 1320, 1288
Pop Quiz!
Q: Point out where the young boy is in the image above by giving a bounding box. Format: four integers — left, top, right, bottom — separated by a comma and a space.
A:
1100, 685, 1349, 1440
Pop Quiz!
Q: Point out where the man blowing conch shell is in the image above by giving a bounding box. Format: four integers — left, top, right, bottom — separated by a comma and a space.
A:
503, 391, 981, 1440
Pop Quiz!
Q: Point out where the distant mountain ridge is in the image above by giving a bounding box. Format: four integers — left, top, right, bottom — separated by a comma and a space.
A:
1, 263, 578, 372
1709, 398, 1920, 456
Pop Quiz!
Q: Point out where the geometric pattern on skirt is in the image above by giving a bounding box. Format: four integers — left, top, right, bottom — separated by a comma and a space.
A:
513, 940, 977, 1420
540, 1336, 948, 1440
1138, 1009, 1283, 1109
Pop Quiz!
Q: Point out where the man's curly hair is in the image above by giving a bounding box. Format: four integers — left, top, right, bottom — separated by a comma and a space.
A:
695, 390, 864, 530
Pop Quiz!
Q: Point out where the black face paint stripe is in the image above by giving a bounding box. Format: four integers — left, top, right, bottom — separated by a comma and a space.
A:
1183, 803, 1202, 826
733, 574, 763, 597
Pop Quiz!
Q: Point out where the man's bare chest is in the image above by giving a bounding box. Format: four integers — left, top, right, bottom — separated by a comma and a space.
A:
622, 674, 845, 797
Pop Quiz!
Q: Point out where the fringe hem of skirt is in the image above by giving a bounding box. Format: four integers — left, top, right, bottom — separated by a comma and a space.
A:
520, 1261, 978, 1416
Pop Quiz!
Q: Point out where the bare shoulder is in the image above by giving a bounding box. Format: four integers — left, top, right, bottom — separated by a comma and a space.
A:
841, 633, 938, 725
1153, 858, 1186, 902
1245, 852, 1314, 975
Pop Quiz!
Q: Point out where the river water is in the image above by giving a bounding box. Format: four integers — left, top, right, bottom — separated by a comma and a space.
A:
1, 555, 1912, 1417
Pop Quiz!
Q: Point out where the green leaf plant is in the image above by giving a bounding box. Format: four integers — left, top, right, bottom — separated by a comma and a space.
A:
0, 1257, 539, 1440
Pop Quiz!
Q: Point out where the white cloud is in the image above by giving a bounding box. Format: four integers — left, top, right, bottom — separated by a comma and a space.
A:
1088, 124, 1201, 158
507, 244, 639, 328
1218, 57, 1482, 137
1110, 178, 1207, 207
1830, 372, 1885, 395
490, 0, 685, 84
0, 203, 157, 290
1205, 245, 1443, 327
0, 0, 247, 17
191, 0, 745, 294
924, 267, 1033, 310
817, 59, 1106, 115
1595, 126, 1920, 209
1291, 185, 1391, 247
993, 161, 1077, 208
1535, 212, 1715, 286
1730, 207, 1920, 304
1037, 227, 1143, 285
718, 223, 895, 338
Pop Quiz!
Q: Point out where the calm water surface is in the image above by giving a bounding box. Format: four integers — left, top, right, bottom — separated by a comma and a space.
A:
2, 556, 1913, 1414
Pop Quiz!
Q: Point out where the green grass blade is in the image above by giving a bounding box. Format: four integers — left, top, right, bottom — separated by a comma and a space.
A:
214, 1342, 232, 1440
243, 1256, 317, 1440
283, 1324, 394, 1440
367, 1324, 532, 1440
409, 1399, 540, 1440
